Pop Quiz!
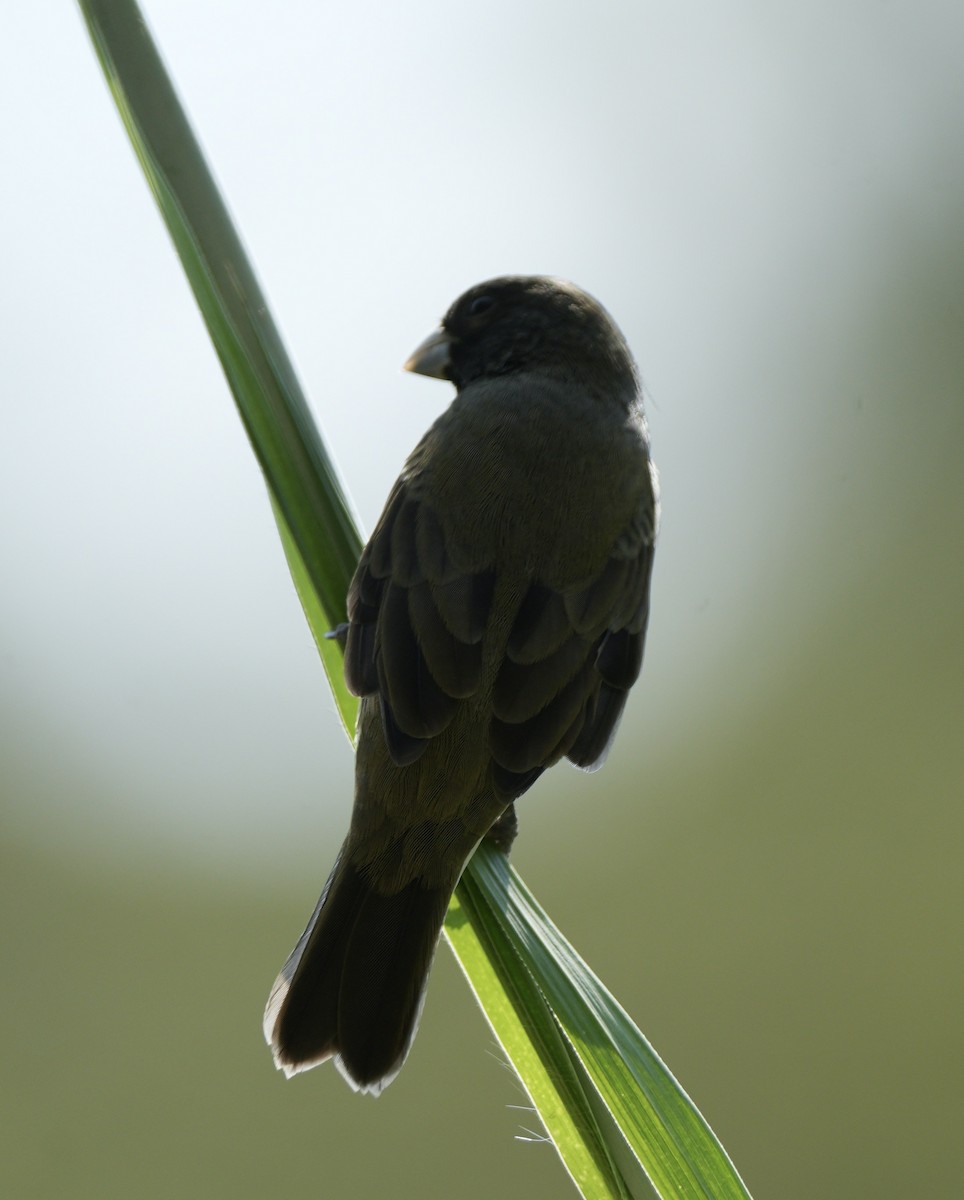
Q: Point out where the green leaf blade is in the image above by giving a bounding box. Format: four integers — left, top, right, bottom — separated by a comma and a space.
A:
80, 0, 362, 643
78, 5, 753, 1196
465, 844, 752, 1199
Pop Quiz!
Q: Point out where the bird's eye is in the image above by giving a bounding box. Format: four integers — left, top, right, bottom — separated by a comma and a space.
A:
468, 295, 495, 317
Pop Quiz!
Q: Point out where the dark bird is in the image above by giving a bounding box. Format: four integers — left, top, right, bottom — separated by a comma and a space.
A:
263, 275, 658, 1093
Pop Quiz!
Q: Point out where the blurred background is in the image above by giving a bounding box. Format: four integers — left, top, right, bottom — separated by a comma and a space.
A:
2, 2, 962, 1197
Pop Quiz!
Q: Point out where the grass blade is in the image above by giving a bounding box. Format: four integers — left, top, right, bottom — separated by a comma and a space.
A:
78, 3, 753, 1195
80, 0, 361, 715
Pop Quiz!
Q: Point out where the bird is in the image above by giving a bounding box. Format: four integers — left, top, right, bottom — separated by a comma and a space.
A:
263, 275, 659, 1094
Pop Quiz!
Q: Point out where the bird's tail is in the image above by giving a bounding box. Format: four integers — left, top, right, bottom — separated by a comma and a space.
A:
263, 849, 455, 1095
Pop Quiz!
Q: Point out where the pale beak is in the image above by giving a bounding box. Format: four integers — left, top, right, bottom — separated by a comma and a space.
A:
403, 328, 454, 380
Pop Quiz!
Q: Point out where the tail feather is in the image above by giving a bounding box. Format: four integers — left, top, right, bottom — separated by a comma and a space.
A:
263, 855, 453, 1094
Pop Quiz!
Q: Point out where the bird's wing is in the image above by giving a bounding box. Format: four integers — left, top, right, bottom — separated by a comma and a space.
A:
344, 479, 494, 767
489, 486, 655, 800
345, 477, 654, 800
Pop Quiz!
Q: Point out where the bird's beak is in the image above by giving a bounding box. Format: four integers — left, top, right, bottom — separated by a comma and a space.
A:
403, 328, 454, 380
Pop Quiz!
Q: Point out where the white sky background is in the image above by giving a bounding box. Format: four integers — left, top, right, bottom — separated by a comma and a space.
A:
2, 1, 961, 870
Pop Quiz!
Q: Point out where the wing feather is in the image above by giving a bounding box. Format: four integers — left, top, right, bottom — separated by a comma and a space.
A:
344, 482, 493, 767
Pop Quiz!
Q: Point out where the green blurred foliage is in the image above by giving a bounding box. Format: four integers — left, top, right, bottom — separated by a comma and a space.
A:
3, 338, 961, 1197
3, 4, 962, 1197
